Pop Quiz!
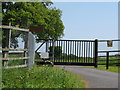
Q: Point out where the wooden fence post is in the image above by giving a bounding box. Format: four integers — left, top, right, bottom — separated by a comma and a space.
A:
2, 23, 12, 67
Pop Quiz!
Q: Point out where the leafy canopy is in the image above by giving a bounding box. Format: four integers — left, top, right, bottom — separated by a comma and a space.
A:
2, 2, 64, 48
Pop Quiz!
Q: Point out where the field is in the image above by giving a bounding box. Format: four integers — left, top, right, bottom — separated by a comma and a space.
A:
85, 57, 120, 73
2, 65, 85, 88
98, 57, 120, 65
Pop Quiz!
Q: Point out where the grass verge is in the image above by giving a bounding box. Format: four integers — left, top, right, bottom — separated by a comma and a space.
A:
85, 65, 119, 73
2, 65, 85, 88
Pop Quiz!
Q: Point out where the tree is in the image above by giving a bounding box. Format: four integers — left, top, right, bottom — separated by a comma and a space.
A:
2, 2, 64, 48
49, 46, 62, 58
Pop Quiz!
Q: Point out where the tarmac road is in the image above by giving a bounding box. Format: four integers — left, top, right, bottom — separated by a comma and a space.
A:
55, 65, 119, 88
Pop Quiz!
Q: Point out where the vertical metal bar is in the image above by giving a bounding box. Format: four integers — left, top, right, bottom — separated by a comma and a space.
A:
50, 40, 52, 60
70, 41, 72, 62
74, 41, 76, 62
106, 52, 109, 69
56, 40, 59, 62
66, 41, 68, 62
54, 40, 56, 62
88, 42, 90, 63
79, 41, 81, 63
81, 41, 83, 63
58, 40, 60, 62
94, 39, 98, 68
86, 42, 88, 63
91, 42, 93, 63
46, 40, 48, 52
75, 41, 76, 62
82, 41, 84, 63
84, 41, 86, 63
60, 40, 62, 62
52, 39, 55, 63
77, 41, 78, 62
72, 41, 73, 62
61, 40, 63, 62
73, 41, 74, 62
61, 40, 62, 62
59, 40, 60, 62
67, 41, 69, 62
63, 41, 65, 62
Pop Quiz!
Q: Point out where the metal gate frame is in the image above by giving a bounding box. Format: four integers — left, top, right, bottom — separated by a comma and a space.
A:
36, 39, 98, 67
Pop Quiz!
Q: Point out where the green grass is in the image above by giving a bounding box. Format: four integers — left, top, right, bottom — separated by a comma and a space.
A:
94, 57, 120, 73
7, 60, 25, 66
0, 60, 2, 89
85, 65, 119, 73
2, 65, 85, 88
4, 54, 26, 66
98, 57, 120, 65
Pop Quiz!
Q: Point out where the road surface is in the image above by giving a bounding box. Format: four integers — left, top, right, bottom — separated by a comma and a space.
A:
55, 65, 119, 88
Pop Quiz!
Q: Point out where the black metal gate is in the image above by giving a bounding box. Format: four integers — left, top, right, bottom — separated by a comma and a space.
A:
43, 39, 98, 67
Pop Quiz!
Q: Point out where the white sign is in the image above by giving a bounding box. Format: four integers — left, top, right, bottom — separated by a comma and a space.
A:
40, 52, 49, 59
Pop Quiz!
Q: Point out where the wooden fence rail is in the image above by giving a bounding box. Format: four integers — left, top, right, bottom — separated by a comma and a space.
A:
1, 24, 35, 69
98, 39, 120, 42
1, 57, 29, 60
4, 65, 27, 69
0, 25, 29, 32
97, 50, 120, 69
98, 50, 120, 53
0, 49, 28, 51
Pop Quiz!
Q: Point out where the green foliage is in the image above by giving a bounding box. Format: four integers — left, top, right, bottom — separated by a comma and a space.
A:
2, 66, 85, 88
0, 31, 2, 47
2, 2, 64, 48
49, 46, 62, 58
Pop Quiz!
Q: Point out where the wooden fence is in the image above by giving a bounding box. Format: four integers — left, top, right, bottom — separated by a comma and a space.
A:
1, 25, 35, 69
97, 39, 120, 69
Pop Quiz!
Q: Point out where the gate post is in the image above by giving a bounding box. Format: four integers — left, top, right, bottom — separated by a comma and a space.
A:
94, 39, 98, 68
28, 32, 35, 68
106, 52, 109, 69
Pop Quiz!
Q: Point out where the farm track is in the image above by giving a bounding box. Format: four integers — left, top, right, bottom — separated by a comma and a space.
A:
55, 65, 119, 89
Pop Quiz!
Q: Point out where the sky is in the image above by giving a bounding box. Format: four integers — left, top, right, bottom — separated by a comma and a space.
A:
50, 2, 119, 55
52, 2, 118, 40
16, 2, 119, 55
